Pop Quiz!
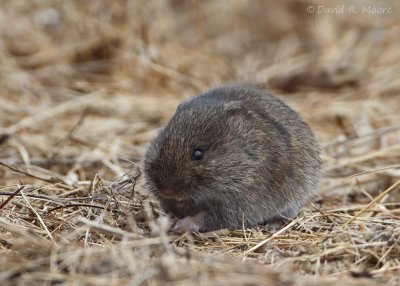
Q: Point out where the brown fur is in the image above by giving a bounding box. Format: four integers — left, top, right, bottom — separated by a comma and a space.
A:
142, 84, 322, 232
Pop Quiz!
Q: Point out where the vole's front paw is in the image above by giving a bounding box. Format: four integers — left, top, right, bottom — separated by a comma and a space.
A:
263, 220, 287, 233
171, 213, 203, 233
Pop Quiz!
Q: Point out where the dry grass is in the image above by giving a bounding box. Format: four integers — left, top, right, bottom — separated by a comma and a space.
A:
0, 0, 399, 285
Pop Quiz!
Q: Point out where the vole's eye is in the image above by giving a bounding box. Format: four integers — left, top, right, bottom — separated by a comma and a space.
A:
191, 149, 204, 161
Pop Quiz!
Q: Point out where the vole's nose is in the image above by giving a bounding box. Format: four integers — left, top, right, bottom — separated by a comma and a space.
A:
159, 187, 176, 197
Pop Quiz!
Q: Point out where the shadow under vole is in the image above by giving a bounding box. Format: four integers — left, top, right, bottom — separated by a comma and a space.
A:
142, 84, 322, 233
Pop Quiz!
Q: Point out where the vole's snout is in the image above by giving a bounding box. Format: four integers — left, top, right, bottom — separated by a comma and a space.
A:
159, 186, 177, 197
158, 185, 187, 205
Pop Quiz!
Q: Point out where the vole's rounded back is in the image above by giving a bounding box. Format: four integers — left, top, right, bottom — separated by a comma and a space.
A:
143, 84, 321, 232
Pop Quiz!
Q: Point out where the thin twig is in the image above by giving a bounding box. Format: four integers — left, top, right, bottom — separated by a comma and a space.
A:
4, 90, 105, 134
20, 191, 58, 247
0, 186, 24, 210
323, 124, 400, 148
242, 218, 300, 255
49, 107, 90, 159
78, 217, 142, 239
344, 179, 400, 225
343, 165, 400, 182
47, 203, 118, 213
0, 161, 56, 184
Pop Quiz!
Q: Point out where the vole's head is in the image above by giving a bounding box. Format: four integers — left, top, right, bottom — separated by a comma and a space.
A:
142, 97, 258, 205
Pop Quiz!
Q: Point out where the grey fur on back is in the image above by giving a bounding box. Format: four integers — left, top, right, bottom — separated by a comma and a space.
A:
143, 84, 322, 232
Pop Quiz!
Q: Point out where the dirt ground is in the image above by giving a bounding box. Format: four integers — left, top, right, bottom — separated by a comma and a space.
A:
0, 1, 399, 285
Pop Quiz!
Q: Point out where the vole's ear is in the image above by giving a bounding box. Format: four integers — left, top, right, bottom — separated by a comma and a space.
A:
176, 100, 190, 111
223, 101, 247, 116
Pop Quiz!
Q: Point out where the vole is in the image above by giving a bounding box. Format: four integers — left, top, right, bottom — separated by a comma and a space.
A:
142, 84, 321, 233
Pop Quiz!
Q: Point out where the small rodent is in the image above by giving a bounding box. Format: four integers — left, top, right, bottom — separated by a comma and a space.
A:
143, 84, 321, 233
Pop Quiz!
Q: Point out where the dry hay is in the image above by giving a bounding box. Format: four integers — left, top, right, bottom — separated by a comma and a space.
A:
0, 0, 399, 285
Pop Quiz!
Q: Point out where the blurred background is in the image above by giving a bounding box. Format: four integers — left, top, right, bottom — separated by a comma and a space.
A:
0, 0, 399, 191
1, 1, 400, 284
